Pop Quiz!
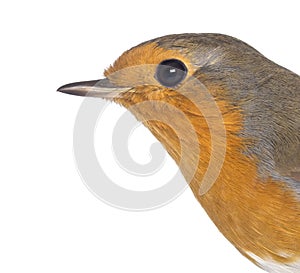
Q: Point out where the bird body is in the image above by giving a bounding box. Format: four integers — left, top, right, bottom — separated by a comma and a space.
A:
58, 34, 300, 273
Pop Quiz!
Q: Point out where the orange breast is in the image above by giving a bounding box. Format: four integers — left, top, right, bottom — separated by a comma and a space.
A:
106, 42, 300, 265
189, 97, 300, 265
121, 85, 300, 265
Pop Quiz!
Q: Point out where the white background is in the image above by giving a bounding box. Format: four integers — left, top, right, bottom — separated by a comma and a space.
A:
1, 1, 299, 272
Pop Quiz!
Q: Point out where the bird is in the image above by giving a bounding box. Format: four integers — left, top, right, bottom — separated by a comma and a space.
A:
58, 33, 300, 273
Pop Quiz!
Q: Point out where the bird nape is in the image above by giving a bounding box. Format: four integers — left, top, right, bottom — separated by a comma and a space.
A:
58, 33, 300, 273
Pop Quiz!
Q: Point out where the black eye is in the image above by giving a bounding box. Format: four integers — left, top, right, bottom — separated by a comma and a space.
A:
155, 59, 188, 88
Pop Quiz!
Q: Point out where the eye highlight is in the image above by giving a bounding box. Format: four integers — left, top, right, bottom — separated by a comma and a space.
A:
155, 59, 188, 88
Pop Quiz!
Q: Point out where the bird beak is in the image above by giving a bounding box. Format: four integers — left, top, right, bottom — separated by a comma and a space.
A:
57, 78, 132, 99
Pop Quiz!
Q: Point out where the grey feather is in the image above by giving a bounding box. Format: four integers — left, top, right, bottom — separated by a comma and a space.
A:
152, 33, 300, 194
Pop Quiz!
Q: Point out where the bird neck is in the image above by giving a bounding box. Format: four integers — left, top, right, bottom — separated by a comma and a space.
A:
135, 94, 300, 265
115, 86, 300, 264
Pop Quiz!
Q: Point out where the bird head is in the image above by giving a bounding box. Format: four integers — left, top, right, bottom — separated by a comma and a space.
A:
57, 34, 261, 193
58, 33, 268, 104
59, 33, 290, 192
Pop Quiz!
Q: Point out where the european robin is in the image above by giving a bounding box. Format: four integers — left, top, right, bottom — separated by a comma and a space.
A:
58, 34, 300, 273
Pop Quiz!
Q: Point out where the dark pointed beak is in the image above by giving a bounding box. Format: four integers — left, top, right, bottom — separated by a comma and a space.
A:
57, 78, 132, 99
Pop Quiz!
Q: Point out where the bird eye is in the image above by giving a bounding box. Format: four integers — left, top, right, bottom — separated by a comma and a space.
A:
155, 59, 188, 88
